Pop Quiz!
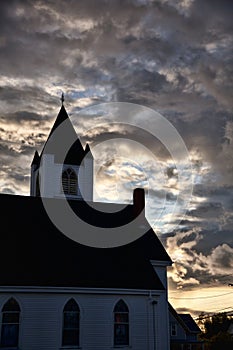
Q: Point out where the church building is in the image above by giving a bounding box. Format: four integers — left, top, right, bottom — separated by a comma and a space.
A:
0, 100, 202, 350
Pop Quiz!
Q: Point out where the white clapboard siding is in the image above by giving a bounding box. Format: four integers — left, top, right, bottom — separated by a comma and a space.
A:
0, 289, 170, 350
32, 151, 94, 201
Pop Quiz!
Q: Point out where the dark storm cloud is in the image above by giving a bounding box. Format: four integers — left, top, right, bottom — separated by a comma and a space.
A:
1, 187, 15, 194
0, 142, 18, 158
80, 121, 171, 162
1, 111, 44, 123
189, 202, 224, 220
191, 0, 233, 31
165, 229, 233, 289
0, 1, 231, 165
193, 184, 233, 210
0, 0, 232, 114
0, 0, 232, 297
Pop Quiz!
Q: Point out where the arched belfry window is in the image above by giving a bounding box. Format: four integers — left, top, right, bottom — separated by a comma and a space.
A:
62, 168, 78, 195
113, 299, 129, 346
0, 298, 20, 347
62, 299, 80, 346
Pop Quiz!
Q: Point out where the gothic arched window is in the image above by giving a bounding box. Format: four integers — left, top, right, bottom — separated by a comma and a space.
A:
62, 299, 80, 346
62, 168, 77, 195
0, 298, 20, 347
113, 299, 129, 346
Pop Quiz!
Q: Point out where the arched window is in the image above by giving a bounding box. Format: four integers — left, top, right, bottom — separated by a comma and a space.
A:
62, 299, 80, 346
113, 299, 129, 346
1, 298, 20, 347
62, 168, 78, 195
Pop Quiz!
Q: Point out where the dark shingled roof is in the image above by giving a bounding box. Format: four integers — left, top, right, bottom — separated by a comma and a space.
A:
169, 304, 201, 338
178, 314, 201, 333
0, 193, 171, 290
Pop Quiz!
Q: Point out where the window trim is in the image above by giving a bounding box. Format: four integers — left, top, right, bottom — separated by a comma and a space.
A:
61, 299, 80, 348
171, 322, 177, 337
113, 299, 130, 348
0, 298, 20, 349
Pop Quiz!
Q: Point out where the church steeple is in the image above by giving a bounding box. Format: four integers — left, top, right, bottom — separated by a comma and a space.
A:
45, 103, 71, 144
30, 99, 93, 200
31, 150, 40, 167
84, 143, 93, 158
40, 98, 85, 166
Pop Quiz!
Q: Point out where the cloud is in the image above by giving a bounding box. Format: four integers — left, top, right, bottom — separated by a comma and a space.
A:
203, 244, 233, 275
0, 0, 232, 308
166, 229, 233, 289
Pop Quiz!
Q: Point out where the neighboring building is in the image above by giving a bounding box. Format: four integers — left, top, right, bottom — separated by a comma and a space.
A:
0, 100, 200, 350
169, 304, 204, 350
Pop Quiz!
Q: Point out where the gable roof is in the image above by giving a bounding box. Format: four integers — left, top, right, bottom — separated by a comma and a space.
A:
0, 193, 171, 290
169, 303, 201, 334
178, 314, 201, 333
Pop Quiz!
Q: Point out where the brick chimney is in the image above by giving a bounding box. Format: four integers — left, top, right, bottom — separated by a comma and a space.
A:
133, 188, 145, 218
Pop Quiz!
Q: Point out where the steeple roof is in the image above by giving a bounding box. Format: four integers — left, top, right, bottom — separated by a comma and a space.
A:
84, 143, 93, 158
31, 150, 40, 167
40, 104, 86, 165
47, 105, 70, 139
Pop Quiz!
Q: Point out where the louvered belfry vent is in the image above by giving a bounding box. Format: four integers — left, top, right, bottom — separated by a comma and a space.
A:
62, 168, 78, 195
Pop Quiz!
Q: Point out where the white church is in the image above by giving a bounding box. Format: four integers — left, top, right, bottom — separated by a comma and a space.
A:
0, 100, 203, 350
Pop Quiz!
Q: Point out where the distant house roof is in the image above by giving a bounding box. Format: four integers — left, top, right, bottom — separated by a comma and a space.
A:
178, 314, 201, 333
0, 193, 171, 290
169, 303, 201, 335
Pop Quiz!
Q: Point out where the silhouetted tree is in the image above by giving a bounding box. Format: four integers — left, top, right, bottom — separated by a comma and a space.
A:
199, 312, 233, 350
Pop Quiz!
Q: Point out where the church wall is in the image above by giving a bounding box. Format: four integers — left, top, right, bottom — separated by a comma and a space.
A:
0, 289, 170, 350
152, 266, 168, 290
78, 160, 92, 201
30, 165, 37, 196
149, 263, 171, 350
32, 154, 93, 200
39, 154, 56, 198
83, 156, 93, 201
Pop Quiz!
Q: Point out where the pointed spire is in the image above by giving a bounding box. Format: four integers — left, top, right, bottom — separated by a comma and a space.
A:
61, 92, 65, 105
31, 150, 40, 167
49, 104, 69, 136
39, 101, 87, 165
85, 143, 90, 152
84, 143, 93, 157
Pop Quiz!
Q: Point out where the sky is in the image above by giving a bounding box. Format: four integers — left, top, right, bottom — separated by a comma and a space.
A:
0, 0, 232, 319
